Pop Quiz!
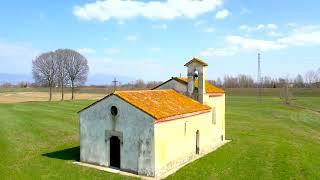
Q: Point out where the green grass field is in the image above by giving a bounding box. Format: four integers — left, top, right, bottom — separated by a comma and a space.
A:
0, 93, 320, 179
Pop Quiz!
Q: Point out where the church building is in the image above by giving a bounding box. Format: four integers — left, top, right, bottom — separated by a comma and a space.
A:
78, 58, 226, 177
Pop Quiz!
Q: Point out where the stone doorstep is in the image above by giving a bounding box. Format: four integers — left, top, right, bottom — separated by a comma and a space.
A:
73, 140, 231, 180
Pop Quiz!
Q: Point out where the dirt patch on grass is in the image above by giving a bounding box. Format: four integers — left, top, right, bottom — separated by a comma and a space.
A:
0, 92, 105, 103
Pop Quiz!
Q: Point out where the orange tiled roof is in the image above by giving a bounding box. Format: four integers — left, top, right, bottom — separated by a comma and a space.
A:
184, 57, 208, 67
114, 89, 211, 120
173, 77, 225, 93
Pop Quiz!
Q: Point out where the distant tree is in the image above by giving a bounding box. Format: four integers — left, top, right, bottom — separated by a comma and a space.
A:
32, 51, 57, 101
55, 49, 69, 101
304, 70, 317, 87
216, 78, 222, 87
146, 81, 162, 89
317, 68, 320, 83
223, 75, 238, 88
0, 82, 12, 88
17, 81, 29, 88
280, 78, 293, 105
261, 76, 273, 88
278, 78, 286, 88
294, 74, 304, 88
237, 74, 254, 88
134, 79, 145, 89
64, 49, 89, 100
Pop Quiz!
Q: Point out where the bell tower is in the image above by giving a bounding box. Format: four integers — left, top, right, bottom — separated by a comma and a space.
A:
184, 57, 208, 103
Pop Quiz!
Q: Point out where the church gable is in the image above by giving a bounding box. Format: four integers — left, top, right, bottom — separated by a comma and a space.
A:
79, 89, 211, 122
153, 77, 225, 94
184, 57, 208, 67
152, 78, 187, 93
78, 93, 155, 122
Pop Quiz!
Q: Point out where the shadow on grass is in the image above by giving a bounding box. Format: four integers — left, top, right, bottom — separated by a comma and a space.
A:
42, 146, 80, 161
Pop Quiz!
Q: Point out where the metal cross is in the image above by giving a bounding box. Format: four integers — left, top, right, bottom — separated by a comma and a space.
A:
112, 77, 119, 91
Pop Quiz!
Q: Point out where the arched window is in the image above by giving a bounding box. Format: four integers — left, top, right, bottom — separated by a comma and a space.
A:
111, 106, 118, 116
193, 70, 199, 78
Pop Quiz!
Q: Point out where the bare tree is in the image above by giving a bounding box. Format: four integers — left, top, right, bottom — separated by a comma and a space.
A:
17, 81, 29, 88
55, 49, 68, 101
134, 79, 145, 89
238, 74, 254, 88
64, 49, 89, 100
317, 68, 320, 83
280, 77, 293, 105
32, 52, 57, 101
216, 78, 222, 87
294, 74, 304, 88
305, 70, 317, 87
223, 75, 238, 88
0, 82, 12, 88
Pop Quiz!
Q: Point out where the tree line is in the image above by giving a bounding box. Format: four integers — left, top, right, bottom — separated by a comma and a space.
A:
1, 62, 319, 95
209, 68, 320, 88
32, 49, 89, 101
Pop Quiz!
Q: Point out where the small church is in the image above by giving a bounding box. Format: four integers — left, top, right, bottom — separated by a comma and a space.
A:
78, 58, 226, 177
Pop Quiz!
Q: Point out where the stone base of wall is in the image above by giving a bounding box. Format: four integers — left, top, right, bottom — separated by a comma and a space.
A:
73, 162, 148, 179
77, 140, 230, 179
155, 140, 230, 178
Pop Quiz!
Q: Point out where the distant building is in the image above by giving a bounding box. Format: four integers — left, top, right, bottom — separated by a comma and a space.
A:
312, 82, 320, 88
78, 58, 227, 177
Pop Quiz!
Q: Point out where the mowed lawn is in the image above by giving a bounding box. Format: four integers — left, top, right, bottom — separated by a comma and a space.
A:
1, 95, 320, 179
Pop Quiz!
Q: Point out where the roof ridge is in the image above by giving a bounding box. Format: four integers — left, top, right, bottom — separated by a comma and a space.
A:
184, 57, 208, 67
114, 89, 173, 93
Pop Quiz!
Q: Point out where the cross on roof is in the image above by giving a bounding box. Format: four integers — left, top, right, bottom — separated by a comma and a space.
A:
112, 77, 119, 91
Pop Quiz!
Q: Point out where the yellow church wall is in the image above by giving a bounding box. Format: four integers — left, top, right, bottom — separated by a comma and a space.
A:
204, 94, 226, 139
154, 100, 225, 176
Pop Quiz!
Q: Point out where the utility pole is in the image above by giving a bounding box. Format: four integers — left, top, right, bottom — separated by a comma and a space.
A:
112, 77, 119, 92
257, 53, 262, 103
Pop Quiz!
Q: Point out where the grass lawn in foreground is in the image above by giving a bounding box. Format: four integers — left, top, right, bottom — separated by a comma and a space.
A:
0, 95, 320, 179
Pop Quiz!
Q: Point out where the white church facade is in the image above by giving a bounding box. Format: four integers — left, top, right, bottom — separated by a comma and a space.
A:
78, 58, 226, 177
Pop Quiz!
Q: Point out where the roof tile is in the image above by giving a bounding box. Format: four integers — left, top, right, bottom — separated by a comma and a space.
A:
173, 77, 225, 93
114, 89, 211, 120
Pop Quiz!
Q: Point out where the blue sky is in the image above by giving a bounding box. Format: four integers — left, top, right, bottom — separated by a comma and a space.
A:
0, 0, 319, 82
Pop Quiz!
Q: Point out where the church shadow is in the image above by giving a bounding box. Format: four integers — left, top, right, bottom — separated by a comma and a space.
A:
42, 146, 80, 161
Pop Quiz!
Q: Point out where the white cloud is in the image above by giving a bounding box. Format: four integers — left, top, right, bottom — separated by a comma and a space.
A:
239, 23, 278, 33
226, 35, 286, 51
152, 24, 168, 31
203, 27, 215, 33
104, 48, 120, 54
201, 24, 320, 57
215, 9, 230, 19
125, 35, 138, 41
278, 30, 320, 46
76, 48, 96, 55
88, 57, 170, 81
267, 24, 278, 29
200, 46, 238, 57
287, 22, 297, 27
267, 31, 282, 37
73, 0, 223, 22
0, 40, 39, 73
0, 41, 37, 58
